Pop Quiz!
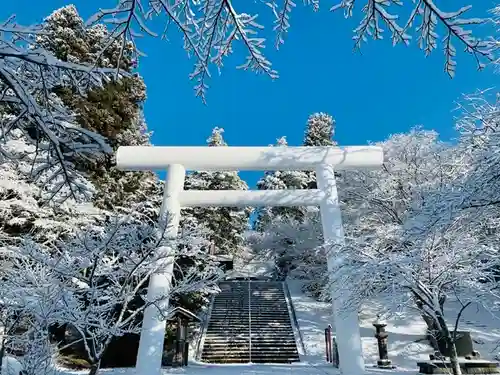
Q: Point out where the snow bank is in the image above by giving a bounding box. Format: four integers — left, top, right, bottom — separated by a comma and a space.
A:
286, 278, 434, 371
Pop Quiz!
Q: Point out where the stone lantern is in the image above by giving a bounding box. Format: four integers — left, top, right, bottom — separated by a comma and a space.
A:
373, 316, 395, 369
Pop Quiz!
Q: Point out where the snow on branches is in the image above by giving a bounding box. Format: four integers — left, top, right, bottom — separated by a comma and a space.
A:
0, 208, 221, 372
0, 15, 119, 203
87, 0, 497, 101
454, 90, 500, 209
0, 129, 99, 249
331, 0, 496, 77
0, 246, 77, 375
88, 0, 278, 101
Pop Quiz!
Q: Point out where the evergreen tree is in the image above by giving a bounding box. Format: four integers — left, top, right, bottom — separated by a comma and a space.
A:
303, 113, 336, 147
0, 5, 162, 241
183, 127, 250, 254
36, 5, 162, 216
0, 127, 98, 244
254, 136, 308, 231
303, 112, 336, 189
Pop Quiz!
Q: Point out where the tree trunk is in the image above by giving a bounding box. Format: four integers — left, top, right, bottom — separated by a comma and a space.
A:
0, 338, 5, 374
436, 313, 462, 375
88, 361, 101, 375
414, 297, 444, 350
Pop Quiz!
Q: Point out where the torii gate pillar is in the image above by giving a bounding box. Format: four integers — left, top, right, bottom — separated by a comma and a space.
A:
116, 145, 384, 375
316, 163, 364, 373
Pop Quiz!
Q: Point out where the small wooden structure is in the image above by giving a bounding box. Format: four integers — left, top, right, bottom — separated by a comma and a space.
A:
208, 243, 233, 272
166, 307, 201, 367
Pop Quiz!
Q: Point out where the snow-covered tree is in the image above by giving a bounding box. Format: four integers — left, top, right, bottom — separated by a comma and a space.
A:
303, 112, 337, 189
254, 136, 309, 231
328, 123, 500, 370
332, 199, 498, 375
0, 126, 99, 246
183, 127, 250, 254
454, 90, 500, 209
0, 5, 155, 203
303, 113, 337, 147
0, 4, 160, 258
34, 6, 161, 213
251, 207, 325, 282
3, 209, 221, 375
0, 246, 80, 375
0, 17, 116, 201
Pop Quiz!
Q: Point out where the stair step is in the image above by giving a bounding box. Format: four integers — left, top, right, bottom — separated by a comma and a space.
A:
208, 323, 292, 327
202, 352, 299, 357
205, 339, 295, 344
201, 358, 300, 363
203, 349, 297, 353
202, 280, 298, 363
205, 337, 295, 342
204, 339, 250, 344
202, 358, 251, 363
204, 343, 297, 348
203, 344, 251, 348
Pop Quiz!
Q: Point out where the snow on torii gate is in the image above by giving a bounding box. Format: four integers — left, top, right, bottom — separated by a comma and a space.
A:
116, 145, 384, 375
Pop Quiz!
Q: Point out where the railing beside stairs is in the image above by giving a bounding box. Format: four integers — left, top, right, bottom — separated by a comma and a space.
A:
195, 292, 216, 360
283, 280, 306, 355
248, 272, 253, 363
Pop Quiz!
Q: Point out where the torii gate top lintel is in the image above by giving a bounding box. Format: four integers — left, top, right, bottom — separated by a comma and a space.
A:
116, 145, 384, 172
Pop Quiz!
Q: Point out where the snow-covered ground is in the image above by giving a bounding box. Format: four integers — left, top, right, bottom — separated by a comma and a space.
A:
287, 278, 432, 371
287, 277, 500, 372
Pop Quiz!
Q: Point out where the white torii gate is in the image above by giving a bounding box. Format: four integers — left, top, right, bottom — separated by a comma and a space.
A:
115, 145, 384, 375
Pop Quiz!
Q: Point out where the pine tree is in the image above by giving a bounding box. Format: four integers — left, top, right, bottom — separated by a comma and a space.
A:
254, 136, 308, 231
0, 127, 98, 244
183, 128, 250, 254
303, 113, 336, 147
303, 112, 336, 189
36, 5, 162, 216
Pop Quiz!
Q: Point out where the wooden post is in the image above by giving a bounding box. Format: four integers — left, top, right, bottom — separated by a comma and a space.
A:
183, 342, 189, 366
332, 335, 339, 368
173, 316, 183, 367
325, 325, 333, 363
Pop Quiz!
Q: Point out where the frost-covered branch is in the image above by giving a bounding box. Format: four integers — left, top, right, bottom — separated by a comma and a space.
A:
88, 0, 496, 100
331, 0, 496, 77
7, 208, 222, 372
0, 16, 118, 203
89, 0, 278, 102
0, 250, 76, 375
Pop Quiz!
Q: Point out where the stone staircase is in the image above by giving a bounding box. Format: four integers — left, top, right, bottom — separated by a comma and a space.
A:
200, 279, 300, 363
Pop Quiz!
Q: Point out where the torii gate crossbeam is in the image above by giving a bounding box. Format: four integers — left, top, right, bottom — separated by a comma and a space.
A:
116, 145, 384, 375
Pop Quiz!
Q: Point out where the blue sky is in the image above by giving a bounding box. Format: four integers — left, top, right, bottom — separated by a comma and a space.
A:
2, 0, 499, 187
